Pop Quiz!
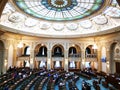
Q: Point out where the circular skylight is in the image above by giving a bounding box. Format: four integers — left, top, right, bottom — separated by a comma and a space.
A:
13, 0, 104, 21
1, 1, 120, 38
24, 18, 38, 27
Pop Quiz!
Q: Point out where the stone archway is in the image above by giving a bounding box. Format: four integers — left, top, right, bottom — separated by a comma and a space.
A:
52, 44, 64, 70
34, 43, 47, 69
110, 42, 120, 74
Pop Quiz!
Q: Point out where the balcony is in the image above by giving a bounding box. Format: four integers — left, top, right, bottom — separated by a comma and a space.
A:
35, 56, 47, 61
17, 55, 30, 61
69, 54, 81, 61
52, 57, 64, 61
85, 54, 97, 62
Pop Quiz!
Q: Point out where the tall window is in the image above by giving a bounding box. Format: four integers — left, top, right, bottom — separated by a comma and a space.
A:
69, 61, 75, 68
24, 46, 30, 55
55, 61, 60, 68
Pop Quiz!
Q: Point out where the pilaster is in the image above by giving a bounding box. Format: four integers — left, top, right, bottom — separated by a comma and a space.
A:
64, 50, 68, 71
47, 50, 52, 69
81, 46, 85, 70
106, 49, 110, 73
97, 48, 101, 72
30, 49, 34, 69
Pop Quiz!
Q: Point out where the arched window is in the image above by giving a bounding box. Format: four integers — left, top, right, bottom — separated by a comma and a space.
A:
55, 61, 60, 68
54, 46, 62, 56
36, 46, 47, 56
69, 61, 75, 68
69, 47, 77, 55
86, 47, 91, 54
24, 46, 30, 55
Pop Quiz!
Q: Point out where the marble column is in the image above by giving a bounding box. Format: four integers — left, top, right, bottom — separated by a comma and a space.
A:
47, 50, 52, 69
81, 49, 85, 70
13, 48, 17, 67
106, 49, 110, 73
3, 48, 8, 73
30, 49, 34, 69
0, 49, 6, 74
97, 49, 102, 72
64, 50, 68, 71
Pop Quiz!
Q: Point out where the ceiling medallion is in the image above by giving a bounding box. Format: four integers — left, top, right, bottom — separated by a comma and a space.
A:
24, 18, 38, 27
80, 20, 92, 29
40, 22, 51, 30
53, 23, 64, 31
41, 0, 78, 11
92, 15, 108, 25
66, 23, 78, 30
8, 12, 24, 23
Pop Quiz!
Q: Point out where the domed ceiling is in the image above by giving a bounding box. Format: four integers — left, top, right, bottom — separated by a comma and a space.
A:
14, 0, 104, 21
0, 0, 120, 38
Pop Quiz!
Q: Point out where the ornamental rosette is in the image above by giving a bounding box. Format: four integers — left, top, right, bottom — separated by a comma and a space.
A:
41, 0, 78, 11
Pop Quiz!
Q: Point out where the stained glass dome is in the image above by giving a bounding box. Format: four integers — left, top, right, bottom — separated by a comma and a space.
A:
13, 0, 105, 21
0, 0, 120, 38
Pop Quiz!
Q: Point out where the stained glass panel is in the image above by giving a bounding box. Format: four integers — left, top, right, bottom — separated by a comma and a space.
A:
13, 0, 104, 21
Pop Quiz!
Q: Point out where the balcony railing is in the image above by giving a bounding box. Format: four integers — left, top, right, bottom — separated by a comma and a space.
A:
68, 54, 81, 61
17, 56, 30, 61
35, 56, 47, 61
69, 54, 81, 57
69, 57, 81, 61
52, 57, 64, 61
86, 54, 97, 58
85, 54, 97, 61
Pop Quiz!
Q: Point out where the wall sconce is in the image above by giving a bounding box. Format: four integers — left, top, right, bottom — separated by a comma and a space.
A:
48, 58, 51, 64
92, 38, 98, 49
92, 43, 98, 49
17, 36, 23, 48
72, 44, 75, 47
4, 59, 7, 66
30, 58, 33, 64
17, 41, 23, 48
65, 59, 68, 65
106, 61, 109, 68
82, 61, 85, 65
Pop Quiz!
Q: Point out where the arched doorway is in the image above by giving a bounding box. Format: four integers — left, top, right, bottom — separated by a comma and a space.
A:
110, 42, 120, 74
0, 40, 5, 74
